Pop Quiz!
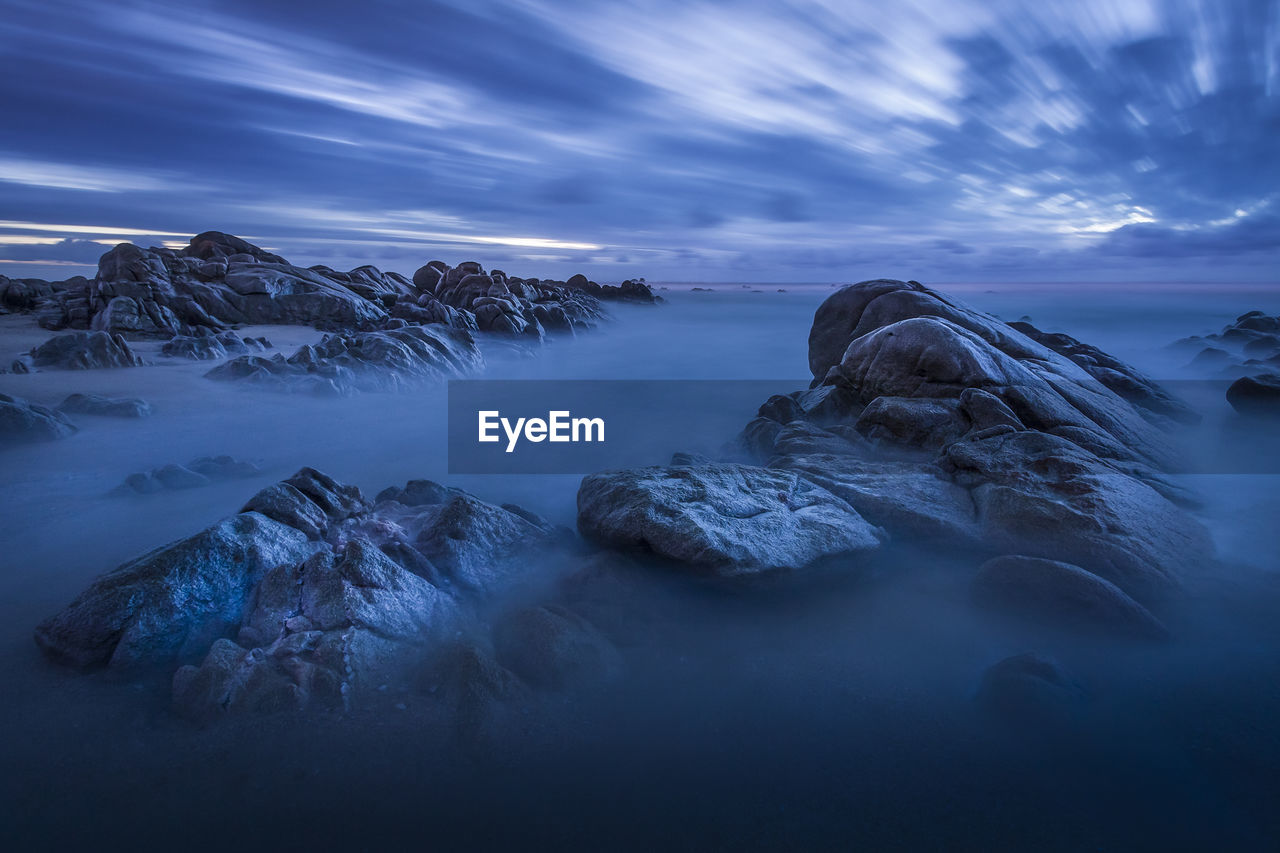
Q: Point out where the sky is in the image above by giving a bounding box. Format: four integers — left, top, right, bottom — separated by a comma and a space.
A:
0, 0, 1277, 283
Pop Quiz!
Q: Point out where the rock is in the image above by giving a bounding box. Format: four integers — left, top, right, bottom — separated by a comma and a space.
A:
1008, 321, 1198, 425
161, 330, 271, 361
576, 462, 886, 577
381, 492, 564, 595
153, 463, 211, 490
770, 454, 983, 547
942, 430, 1209, 602
975, 653, 1086, 725
1226, 373, 1280, 417
115, 455, 262, 496
205, 324, 483, 395
492, 605, 622, 690
34, 512, 317, 669
971, 555, 1168, 639
241, 467, 367, 539
0, 393, 78, 443
30, 331, 143, 370
420, 642, 531, 742
854, 396, 969, 449
56, 393, 151, 418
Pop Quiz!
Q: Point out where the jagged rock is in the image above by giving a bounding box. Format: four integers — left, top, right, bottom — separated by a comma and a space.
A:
1226, 373, 1280, 417
34, 512, 317, 669
205, 324, 483, 395
41, 468, 577, 721
57, 393, 151, 418
30, 331, 143, 370
971, 555, 1168, 639
577, 462, 886, 577
492, 605, 622, 690
975, 653, 1087, 725
0, 393, 78, 443
241, 467, 367, 540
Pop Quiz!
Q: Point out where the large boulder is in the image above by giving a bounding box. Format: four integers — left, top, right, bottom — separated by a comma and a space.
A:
0, 393, 78, 443
1226, 373, 1280, 417
577, 462, 886, 577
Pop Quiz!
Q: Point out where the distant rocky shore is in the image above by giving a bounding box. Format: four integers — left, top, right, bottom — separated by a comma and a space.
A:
32, 278, 1225, 730
0, 230, 662, 429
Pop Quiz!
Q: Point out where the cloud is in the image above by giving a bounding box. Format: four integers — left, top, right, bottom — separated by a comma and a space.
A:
0, 0, 1274, 281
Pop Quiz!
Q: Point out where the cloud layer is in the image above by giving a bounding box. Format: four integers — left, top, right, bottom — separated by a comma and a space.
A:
1, 0, 1276, 281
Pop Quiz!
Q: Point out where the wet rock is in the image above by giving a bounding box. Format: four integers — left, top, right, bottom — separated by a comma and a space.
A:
975, 653, 1087, 725
971, 555, 1168, 639
57, 393, 151, 419
854, 396, 969, 449
0, 393, 78, 443
1226, 372, 1280, 417
34, 512, 317, 669
577, 462, 886, 577
493, 605, 622, 690
30, 331, 143, 370
420, 642, 531, 741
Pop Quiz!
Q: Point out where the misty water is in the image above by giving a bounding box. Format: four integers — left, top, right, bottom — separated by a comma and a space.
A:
3, 282, 1280, 849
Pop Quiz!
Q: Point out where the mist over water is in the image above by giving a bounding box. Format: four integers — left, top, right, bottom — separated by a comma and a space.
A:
2, 283, 1280, 850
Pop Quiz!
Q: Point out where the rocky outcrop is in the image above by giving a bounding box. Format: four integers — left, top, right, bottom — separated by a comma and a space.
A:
205, 322, 483, 395
971, 555, 1168, 639
37, 468, 588, 722
577, 461, 886, 577
23, 232, 635, 343
57, 393, 152, 419
30, 331, 144, 370
1172, 310, 1280, 377
578, 280, 1211, 604
1226, 373, 1280, 417
0, 393, 77, 443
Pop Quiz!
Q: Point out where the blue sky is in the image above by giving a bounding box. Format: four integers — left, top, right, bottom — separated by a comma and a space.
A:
0, 0, 1276, 282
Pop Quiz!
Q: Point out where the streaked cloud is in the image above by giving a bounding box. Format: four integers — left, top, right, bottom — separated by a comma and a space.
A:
0, 0, 1274, 281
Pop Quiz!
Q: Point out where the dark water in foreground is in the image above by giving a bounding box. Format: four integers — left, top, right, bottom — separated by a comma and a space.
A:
1, 282, 1279, 850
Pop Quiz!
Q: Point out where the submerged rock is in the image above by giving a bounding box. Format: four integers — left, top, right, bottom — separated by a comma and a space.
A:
971, 555, 1168, 639
57, 393, 151, 419
492, 605, 622, 690
0, 393, 78, 443
577, 462, 885, 577
975, 653, 1087, 725
30, 331, 143, 370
